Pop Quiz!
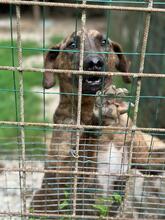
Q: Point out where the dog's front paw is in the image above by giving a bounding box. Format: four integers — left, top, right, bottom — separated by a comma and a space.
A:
104, 85, 128, 97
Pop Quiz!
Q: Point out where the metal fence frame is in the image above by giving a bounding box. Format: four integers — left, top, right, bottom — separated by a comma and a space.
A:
0, 0, 164, 219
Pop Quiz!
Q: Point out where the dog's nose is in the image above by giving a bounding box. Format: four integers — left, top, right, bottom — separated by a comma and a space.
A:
84, 56, 104, 71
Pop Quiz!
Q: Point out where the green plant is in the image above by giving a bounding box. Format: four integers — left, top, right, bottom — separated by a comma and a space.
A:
60, 217, 72, 220
29, 208, 46, 220
92, 197, 111, 218
112, 193, 122, 204
92, 202, 109, 218
58, 188, 74, 220
92, 193, 122, 218
59, 189, 70, 210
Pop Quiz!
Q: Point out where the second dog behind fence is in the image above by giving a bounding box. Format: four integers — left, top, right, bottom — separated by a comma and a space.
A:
80, 85, 165, 218
30, 29, 131, 215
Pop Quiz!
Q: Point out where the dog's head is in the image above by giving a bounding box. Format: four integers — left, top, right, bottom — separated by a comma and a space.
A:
43, 30, 131, 94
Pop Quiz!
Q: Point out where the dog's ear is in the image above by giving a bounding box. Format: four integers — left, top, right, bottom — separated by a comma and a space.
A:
43, 44, 61, 89
111, 41, 131, 83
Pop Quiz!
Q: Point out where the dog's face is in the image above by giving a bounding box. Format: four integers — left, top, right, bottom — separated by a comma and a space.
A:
43, 30, 131, 94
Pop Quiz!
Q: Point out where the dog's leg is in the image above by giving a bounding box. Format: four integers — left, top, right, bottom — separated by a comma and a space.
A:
30, 126, 77, 214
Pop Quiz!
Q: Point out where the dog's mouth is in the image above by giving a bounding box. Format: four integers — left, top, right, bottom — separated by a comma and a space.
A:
82, 76, 105, 94
85, 76, 102, 85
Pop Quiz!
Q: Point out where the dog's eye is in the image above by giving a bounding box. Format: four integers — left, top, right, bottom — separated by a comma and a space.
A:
68, 41, 77, 49
101, 39, 108, 46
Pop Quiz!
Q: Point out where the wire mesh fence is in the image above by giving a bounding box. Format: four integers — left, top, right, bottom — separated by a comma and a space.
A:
0, 0, 165, 219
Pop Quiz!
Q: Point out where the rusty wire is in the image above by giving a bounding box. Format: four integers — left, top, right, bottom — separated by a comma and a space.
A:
122, 0, 154, 216
1, 120, 165, 132
0, 0, 165, 13
73, 0, 87, 216
0, 167, 165, 179
0, 65, 165, 78
16, 5, 27, 217
0, 211, 150, 220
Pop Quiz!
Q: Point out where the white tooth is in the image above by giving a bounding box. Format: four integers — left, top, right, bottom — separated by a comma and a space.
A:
85, 78, 101, 85
96, 79, 101, 83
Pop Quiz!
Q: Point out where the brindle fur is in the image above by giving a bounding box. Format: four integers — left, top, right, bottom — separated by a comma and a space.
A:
30, 30, 131, 215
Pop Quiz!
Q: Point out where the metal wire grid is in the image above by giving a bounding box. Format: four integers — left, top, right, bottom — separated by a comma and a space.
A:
0, 0, 165, 12
0, 0, 165, 219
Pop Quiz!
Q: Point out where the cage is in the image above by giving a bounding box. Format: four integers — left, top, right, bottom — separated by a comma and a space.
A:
0, 0, 165, 219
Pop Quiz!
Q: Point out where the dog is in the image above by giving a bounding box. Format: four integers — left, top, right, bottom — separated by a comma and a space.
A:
30, 29, 131, 215
79, 85, 150, 217
89, 84, 157, 176
82, 85, 165, 217
92, 85, 129, 196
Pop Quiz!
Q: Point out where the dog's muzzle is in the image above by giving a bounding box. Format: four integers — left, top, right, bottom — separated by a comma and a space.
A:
84, 56, 104, 71
83, 56, 106, 94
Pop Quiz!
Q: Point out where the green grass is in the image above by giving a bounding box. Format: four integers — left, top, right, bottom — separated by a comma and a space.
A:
0, 37, 63, 154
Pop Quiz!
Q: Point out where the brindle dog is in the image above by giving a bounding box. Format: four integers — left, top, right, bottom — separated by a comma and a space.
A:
30, 30, 131, 215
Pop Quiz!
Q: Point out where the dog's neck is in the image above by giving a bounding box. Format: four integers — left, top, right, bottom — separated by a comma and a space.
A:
55, 95, 95, 125
81, 95, 96, 124
54, 86, 96, 125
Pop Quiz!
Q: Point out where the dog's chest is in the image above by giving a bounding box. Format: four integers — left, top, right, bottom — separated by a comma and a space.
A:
97, 141, 128, 194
